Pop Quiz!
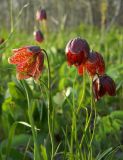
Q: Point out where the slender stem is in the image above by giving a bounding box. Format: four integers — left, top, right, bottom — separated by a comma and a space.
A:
43, 20, 48, 41
70, 72, 77, 159
23, 138, 31, 160
79, 76, 93, 149
0, 3, 29, 49
86, 77, 97, 160
23, 81, 41, 160
77, 68, 86, 113
79, 109, 92, 149
70, 112, 75, 159
10, 0, 13, 32
89, 78, 97, 148
42, 49, 54, 160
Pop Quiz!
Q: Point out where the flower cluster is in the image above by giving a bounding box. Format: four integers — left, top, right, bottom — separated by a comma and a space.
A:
8, 8, 48, 80
65, 37, 116, 100
34, 8, 47, 43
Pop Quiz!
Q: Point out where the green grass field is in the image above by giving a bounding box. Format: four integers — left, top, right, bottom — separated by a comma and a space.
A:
0, 23, 123, 160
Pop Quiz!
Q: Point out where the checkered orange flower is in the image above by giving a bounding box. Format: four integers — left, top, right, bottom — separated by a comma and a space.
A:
8, 46, 44, 80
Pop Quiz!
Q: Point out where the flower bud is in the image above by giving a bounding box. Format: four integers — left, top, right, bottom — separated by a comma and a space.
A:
33, 30, 44, 43
36, 8, 47, 21
0, 38, 4, 45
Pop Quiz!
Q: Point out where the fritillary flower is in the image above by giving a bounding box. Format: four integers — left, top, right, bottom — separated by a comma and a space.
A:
78, 51, 105, 76
8, 46, 44, 80
0, 38, 5, 55
36, 8, 47, 21
33, 30, 44, 43
93, 74, 116, 101
65, 37, 90, 66
0, 38, 5, 45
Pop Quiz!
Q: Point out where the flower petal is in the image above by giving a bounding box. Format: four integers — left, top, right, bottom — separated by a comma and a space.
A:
33, 53, 44, 80
85, 51, 105, 77
16, 72, 31, 80
8, 46, 44, 80
65, 38, 90, 66
77, 64, 84, 75
8, 47, 33, 64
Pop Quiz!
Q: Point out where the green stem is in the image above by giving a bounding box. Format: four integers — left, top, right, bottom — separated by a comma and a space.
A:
70, 72, 77, 159
42, 49, 54, 160
0, 3, 29, 49
10, 0, 13, 32
79, 109, 92, 149
88, 78, 97, 154
23, 81, 41, 160
77, 68, 86, 113
70, 112, 75, 159
79, 76, 93, 149
89, 99, 96, 147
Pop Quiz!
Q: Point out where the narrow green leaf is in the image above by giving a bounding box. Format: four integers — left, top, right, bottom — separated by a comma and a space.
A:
6, 122, 18, 159
41, 145, 48, 160
96, 148, 112, 160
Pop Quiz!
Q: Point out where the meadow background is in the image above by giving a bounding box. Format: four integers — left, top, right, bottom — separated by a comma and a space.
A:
0, 0, 123, 160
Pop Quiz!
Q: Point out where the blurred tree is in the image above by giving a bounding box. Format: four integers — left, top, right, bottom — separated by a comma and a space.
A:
0, 0, 122, 33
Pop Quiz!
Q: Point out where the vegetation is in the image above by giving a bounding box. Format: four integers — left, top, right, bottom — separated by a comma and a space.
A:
0, 1, 123, 160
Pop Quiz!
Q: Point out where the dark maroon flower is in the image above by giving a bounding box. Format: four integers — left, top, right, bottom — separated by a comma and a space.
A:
77, 64, 84, 75
65, 37, 90, 66
33, 30, 44, 43
93, 74, 116, 101
78, 51, 105, 76
0, 38, 5, 45
0, 38, 5, 55
36, 8, 47, 21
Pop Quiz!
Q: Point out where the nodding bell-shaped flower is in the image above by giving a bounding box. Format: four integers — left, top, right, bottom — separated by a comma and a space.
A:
65, 37, 90, 66
93, 74, 116, 101
8, 46, 44, 80
78, 51, 105, 76
0, 38, 5, 53
0, 38, 5, 45
36, 8, 47, 21
33, 30, 44, 43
